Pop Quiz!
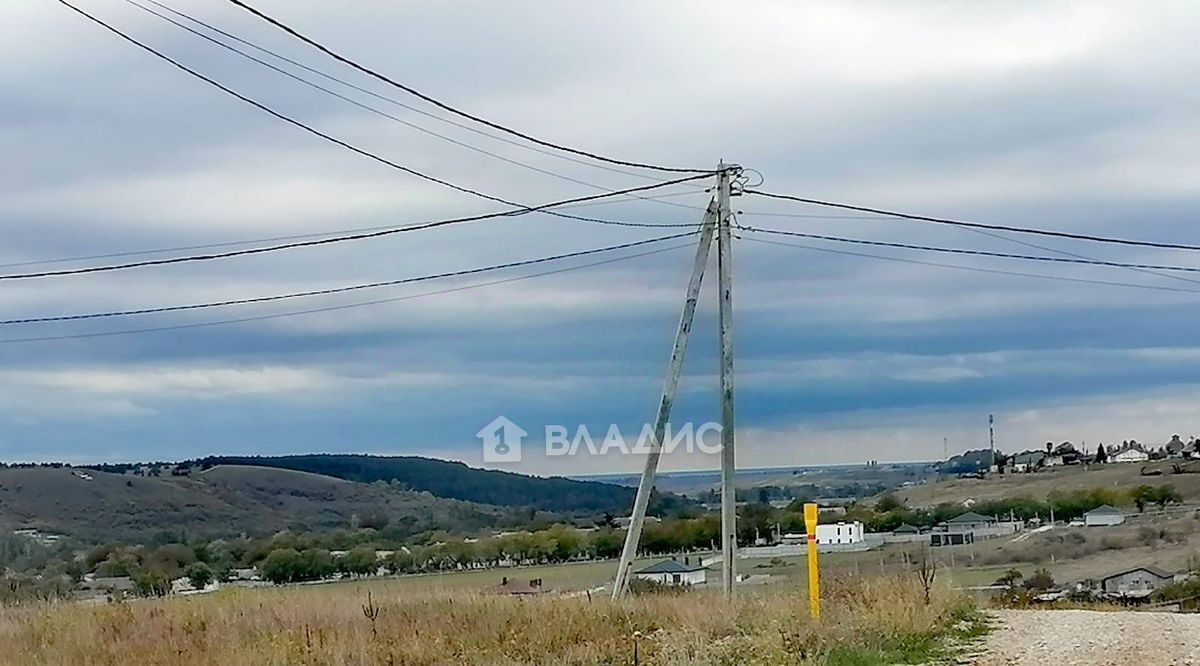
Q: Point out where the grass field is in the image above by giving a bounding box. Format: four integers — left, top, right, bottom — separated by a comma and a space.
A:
0, 573, 975, 665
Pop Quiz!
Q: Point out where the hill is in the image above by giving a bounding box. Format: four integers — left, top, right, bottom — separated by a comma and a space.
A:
895, 461, 1200, 507
187, 454, 638, 514
0, 464, 522, 542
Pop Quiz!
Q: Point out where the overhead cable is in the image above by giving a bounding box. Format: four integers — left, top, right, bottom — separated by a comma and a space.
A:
744, 189, 1200, 253
0, 243, 694, 344
225, 0, 713, 175
737, 225, 1200, 274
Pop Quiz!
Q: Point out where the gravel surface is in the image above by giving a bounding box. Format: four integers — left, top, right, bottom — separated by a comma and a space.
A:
971, 609, 1200, 665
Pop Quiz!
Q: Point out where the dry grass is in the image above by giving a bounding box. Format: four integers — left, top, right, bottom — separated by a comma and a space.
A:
0, 575, 973, 665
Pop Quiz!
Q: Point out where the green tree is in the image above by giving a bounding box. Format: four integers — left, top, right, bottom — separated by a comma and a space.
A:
184, 562, 214, 590
261, 548, 302, 584
1153, 484, 1182, 510
1131, 485, 1155, 513
342, 546, 378, 577
876, 493, 904, 513
133, 569, 171, 597
1023, 568, 1055, 591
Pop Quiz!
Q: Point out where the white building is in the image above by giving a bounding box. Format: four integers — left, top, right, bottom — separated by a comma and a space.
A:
1084, 505, 1125, 526
816, 521, 864, 546
1112, 448, 1149, 464
634, 559, 707, 587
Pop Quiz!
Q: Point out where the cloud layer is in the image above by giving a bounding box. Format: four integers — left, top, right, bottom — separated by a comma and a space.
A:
3, 1, 1200, 474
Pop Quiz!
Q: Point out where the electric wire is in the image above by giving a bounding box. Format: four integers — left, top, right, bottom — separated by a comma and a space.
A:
224, 0, 713, 175
744, 189, 1200, 253
0, 233, 694, 325
0, 242, 695, 344
55, 0, 701, 239
0, 189, 708, 271
0, 174, 709, 280
125, 0, 703, 214
140, 0, 660, 182
736, 224, 1200, 274
742, 236, 1200, 296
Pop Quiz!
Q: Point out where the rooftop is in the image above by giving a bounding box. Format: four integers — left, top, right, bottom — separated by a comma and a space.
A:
636, 559, 706, 574
1100, 566, 1174, 581
944, 511, 996, 524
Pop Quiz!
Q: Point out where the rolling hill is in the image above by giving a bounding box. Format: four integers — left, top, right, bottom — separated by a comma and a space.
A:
895, 460, 1200, 507
0, 464, 524, 542
187, 454, 638, 514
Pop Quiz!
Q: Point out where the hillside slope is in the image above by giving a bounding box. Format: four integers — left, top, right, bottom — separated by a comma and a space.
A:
895, 461, 1200, 507
0, 465, 520, 541
191, 454, 637, 513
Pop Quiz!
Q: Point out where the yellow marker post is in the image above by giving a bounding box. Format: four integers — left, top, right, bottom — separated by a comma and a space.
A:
804, 502, 820, 618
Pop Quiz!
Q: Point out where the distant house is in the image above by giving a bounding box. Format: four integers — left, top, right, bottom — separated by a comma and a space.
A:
939, 512, 996, 533
1112, 447, 1149, 464
892, 523, 921, 535
1165, 435, 1188, 457
816, 521, 864, 546
1010, 450, 1046, 473
484, 577, 548, 596
931, 532, 974, 547
79, 576, 135, 598
1043, 442, 1083, 467
1097, 566, 1175, 598
634, 559, 707, 587
1084, 505, 1125, 527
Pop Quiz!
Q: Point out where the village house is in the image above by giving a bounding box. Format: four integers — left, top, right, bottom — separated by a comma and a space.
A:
1112, 443, 1149, 464
1009, 450, 1046, 473
1095, 566, 1176, 599
633, 559, 707, 587
1083, 505, 1125, 527
938, 511, 996, 533
930, 532, 974, 547
816, 521, 864, 546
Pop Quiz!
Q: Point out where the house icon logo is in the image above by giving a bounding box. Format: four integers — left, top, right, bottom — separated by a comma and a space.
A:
478, 415, 528, 463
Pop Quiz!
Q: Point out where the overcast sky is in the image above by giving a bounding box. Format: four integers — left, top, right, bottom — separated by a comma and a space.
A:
4, 1, 1200, 476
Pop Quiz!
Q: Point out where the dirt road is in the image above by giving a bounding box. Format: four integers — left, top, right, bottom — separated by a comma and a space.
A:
971, 609, 1200, 665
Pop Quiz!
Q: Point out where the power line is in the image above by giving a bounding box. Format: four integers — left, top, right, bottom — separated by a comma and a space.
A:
0, 189, 707, 271
946, 224, 1200, 288
0, 233, 695, 325
225, 0, 712, 175
0, 175, 709, 280
57, 0, 533, 208
125, 0, 705, 216
0, 242, 695, 345
744, 189, 1200, 253
741, 236, 1200, 296
736, 224, 1200, 274
57, 0, 698, 236
139, 0, 659, 182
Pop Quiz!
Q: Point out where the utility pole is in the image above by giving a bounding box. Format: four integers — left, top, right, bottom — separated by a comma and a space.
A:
989, 414, 996, 471
610, 201, 718, 599
717, 162, 738, 600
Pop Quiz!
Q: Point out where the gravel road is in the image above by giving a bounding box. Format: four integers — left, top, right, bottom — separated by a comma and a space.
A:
971, 609, 1200, 665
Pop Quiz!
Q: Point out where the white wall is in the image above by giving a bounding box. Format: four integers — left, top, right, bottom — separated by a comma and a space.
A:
816, 521, 864, 545
634, 570, 706, 586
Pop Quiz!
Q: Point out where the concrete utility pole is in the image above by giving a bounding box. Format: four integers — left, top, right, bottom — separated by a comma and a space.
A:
717, 162, 738, 600
610, 201, 718, 599
989, 414, 996, 471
